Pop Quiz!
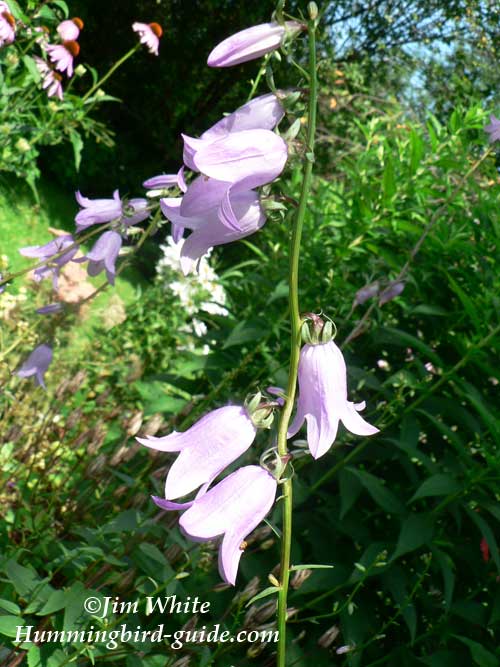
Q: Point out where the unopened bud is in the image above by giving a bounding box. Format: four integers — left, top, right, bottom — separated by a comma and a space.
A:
15, 138, 31, 153
74, 64, 86, 77
308, 2, 319, 20
290, 568, 312, 589
318, 625, 340, 648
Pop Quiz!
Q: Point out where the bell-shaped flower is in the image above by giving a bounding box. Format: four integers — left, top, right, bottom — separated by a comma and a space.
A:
34, 57, 63, 100
132, 21, 162, 55
46, 40, 80, 77
57, 17, 83, 41
75, 191, 150, 231
0, 1, 15, 47
288, 340, 379, 459
153, 465, 277, 585
187, 128, 288, 191
485, 115, 500, 143
16, 344, 53, 389
19, 235, 78, 287
203, 93, 284, 141
207, 21, 303, 68
137, 405, 257, 500
78, 230, 122, 285
162, 189, 265, 274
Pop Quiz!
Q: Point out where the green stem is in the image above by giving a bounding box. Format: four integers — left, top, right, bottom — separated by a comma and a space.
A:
276, 17, 317, 667
82, 44, 139, 102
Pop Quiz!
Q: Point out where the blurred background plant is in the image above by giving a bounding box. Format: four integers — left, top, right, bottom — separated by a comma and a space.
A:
0, 1, 499, 666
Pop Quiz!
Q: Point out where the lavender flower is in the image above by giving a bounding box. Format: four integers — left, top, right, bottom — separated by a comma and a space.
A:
161, 189, 266, 274
137, 405, 257, 500
57, 17, 83, 41
76, 230, 122, 285
186, 128, 288, 191
0, 2, 15, 48
34, 56, 63, 100
153, 465, 277, 585
379, 281, 405, 305
36, 303, 63, 315
19, 235, 78, 287
202, 93, 284, 141
46, 41, 80, 77
288, 340, 379, 458
132, 22, 162, 56
75, 191, 150, 231
207, 21, 303, 68
485, 115, 500, 143
16, 344, 53, 389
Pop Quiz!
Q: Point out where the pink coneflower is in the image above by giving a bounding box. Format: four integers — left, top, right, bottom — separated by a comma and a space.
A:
132, 21, 162, 56
0, 1, 16, 47
46, 40, 80, 77
34, 57, 63, 100
57, 17, 84, 41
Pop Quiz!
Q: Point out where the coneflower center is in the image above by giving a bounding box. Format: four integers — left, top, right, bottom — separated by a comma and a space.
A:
64, 40, 80, 56
2, 11, 15, 28
72, 17, 84, 29
149, 22, 162, 37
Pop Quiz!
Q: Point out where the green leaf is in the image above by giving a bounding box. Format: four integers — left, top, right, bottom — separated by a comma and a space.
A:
245, 586, 280, 607
36, 588, 68, 616
346, 467, 406, 515
290, 564, 334, 571
339, 467, 363, 519
465, 507, 500, 571
222, 318, 267, 348
392, 514, 434, 560
452, 635, 499, 667
0, 615, 22, 637
409, 474, 461, 503
69, 130, 83, 171
0, 599, 21, 615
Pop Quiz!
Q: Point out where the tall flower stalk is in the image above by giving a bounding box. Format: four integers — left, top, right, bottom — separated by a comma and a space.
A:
275, 7, 318, 666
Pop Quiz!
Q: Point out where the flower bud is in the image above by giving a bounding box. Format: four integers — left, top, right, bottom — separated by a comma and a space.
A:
290, 568, 312, 589
318, 625, 340, 648
308, 2, 319, 20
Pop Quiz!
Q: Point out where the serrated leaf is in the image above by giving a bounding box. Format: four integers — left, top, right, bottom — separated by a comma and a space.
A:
69, 130, 83, 171
0, 599, 20, 615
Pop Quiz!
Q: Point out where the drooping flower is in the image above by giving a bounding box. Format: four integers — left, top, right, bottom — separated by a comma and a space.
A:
485, 115, 500, 143
161, 188, 265, 274
137, 405, 257, 500
184, 128, 288, 191
207, 21, 303, 68
34, 56, 63, 100
16, 344, 53, 389
0, 2, 15, 48
57, 17, 83, 41
132, 21, 162, 56
153, 465, 277, 585
46, 40, 80, 77
75, 191, 150, 231
36, 303, 63, 315
379, 281, 405, 305
75, 230, 122, 285
19, 235, 78, 287
288, 339, 379, 459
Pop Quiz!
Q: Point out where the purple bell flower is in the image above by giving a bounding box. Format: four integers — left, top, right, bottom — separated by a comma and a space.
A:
153, 465, 277, 585
203, 93, 284, 141
207, 21, 303, 68
288, 341, 379, 459
36, 303, 64, 315
162, 189, 265, 274
75, 191, 150, 231
75, 230, 122, 285
485, 115, 500, 143
187, 128, 288, 191
16, 344, 53, 389
137, 405, 257, 500
19, 235, 78, 288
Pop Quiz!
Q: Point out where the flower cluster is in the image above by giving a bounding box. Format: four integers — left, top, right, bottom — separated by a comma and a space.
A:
137, 21, 379, 586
